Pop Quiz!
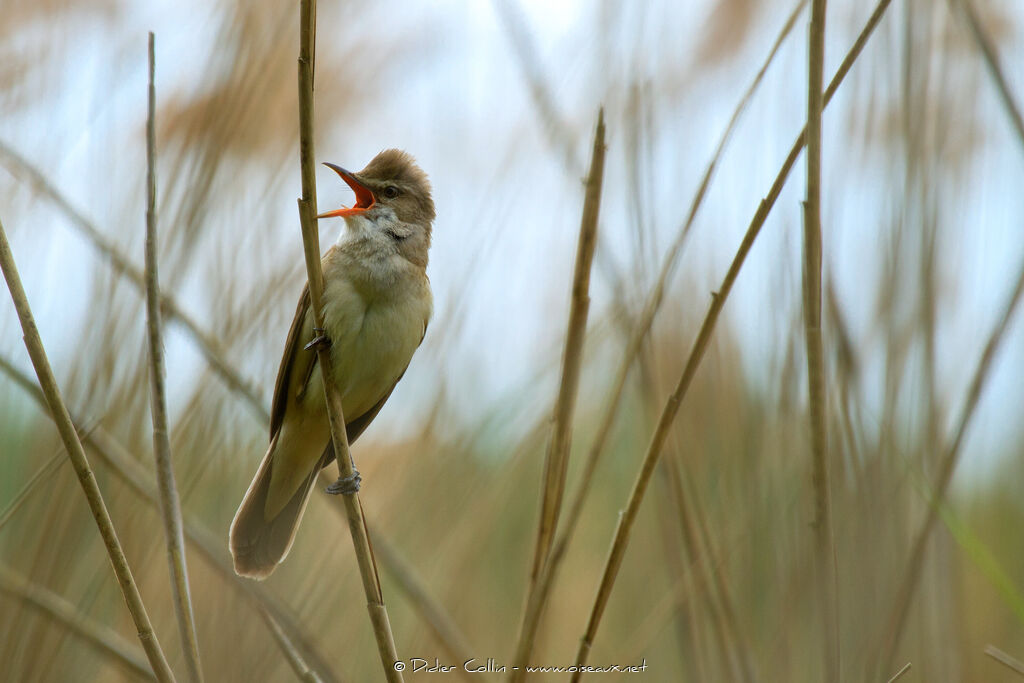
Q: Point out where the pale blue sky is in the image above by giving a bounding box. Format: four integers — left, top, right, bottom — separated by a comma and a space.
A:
2, 0, 1023, 482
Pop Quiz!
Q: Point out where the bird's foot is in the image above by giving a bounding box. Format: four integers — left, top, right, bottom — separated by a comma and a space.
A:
304, 327, 331, 352
326, 469, 361, 495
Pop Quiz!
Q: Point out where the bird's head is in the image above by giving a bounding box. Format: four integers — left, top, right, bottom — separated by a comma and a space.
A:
317, 149, 435, 246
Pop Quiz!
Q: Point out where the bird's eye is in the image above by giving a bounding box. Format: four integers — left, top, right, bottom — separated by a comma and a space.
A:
382, 186, 400, 199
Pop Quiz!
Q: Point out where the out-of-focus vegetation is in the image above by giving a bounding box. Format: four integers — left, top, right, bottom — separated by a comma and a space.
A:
2, 0, 1024, 681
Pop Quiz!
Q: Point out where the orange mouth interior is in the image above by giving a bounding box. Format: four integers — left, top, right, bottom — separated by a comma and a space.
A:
317, 162, 375, 218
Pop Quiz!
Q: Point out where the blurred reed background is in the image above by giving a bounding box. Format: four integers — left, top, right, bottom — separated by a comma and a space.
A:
2, 0, 1024, 681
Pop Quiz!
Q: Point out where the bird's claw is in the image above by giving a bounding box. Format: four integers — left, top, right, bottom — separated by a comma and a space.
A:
304, 327, 331, 352
326, 469, 361, 495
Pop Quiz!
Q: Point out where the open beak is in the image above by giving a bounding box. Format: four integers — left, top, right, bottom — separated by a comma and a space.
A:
317, 162, 375, 218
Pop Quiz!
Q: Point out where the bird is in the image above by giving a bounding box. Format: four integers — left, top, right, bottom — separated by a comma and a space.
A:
230, 149, 434, 580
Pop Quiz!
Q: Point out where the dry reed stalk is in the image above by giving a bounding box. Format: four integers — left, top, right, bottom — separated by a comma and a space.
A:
802, 1, 839, 679
568, 2, 894, 677
875, 243, 1024, 674
0, 563, 154, 681
510, 110, 606, 682
143, 32, 203, 683
0, 354, 343, 683
295, 2, 402, 680
0, 140, 271, 425
0, 217, 175, 682
984, 645, 1024, 677
528, 107, 605, 581
540, 0, 807, 604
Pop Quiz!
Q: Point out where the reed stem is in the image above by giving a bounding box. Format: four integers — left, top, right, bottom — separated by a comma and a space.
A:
143, 32, 204, 683
295, 2, 402, 680
802, 1, 839, 679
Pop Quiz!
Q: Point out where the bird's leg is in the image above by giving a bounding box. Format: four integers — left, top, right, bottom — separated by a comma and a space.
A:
304, 327, 331, 352
326, 456, 361, 495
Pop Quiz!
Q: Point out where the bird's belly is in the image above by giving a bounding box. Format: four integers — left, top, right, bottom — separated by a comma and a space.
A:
311, 277, 426, 421
331, 301, 422, 418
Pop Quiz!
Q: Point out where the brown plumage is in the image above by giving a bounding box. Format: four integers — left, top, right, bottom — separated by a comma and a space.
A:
230, 150, 434, 579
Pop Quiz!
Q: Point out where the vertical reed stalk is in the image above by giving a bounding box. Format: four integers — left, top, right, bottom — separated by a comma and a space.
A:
528, 107, 605, 581
295, 2, 402, 680
0, 216, 175, 682
802, 1, 839, 680
143, 32, 204, 683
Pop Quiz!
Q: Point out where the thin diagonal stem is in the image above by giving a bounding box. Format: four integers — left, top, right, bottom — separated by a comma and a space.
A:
143, 33, 203, 683
295, 2, 402, 680
569, 2, 894, 677
0, 216, 175, 682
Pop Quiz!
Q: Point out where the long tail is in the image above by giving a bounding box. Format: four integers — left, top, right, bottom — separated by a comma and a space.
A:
229, 434, 327, 580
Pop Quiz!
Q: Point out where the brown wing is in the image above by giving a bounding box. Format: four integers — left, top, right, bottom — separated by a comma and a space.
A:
269, 283, 313, 439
